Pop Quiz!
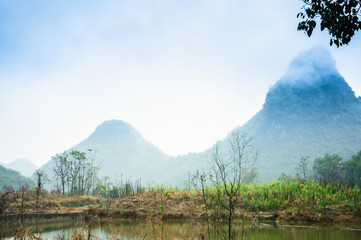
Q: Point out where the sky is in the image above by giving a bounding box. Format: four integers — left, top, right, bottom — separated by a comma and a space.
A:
0, 0, 360, 167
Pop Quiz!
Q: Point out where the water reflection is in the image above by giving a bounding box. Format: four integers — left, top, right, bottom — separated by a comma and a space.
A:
2, 218, 361, 240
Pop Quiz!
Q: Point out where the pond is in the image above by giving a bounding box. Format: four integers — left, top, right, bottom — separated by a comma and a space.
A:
1, 218, 361, 239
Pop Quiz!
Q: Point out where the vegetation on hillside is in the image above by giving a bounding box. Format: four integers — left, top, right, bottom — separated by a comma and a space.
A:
0, 165, 33, 190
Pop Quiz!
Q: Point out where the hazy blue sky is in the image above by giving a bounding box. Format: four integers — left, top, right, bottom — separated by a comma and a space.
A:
1, 0, 360, 167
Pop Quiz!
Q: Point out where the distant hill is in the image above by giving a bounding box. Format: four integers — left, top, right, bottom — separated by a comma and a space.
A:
0, 165, 34, 190
6, 158, 38, 177
40, 120, 174, 185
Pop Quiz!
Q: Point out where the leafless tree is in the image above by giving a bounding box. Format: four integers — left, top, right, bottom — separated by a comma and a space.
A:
211, 130, 258, 240
32, 170, 49, 209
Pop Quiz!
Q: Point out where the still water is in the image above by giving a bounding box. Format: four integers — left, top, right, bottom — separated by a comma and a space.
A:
2, 218, 361, 239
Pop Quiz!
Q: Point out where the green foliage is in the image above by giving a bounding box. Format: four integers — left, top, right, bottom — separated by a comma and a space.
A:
278, 173, 294, 182
313, 154, 344, 182
297, 0, 361, 47
0, 165, 34, 190
186, 179, 361, 221
344, 150, 361, 187
163, 189, 174, 199
95, 177, 144, 198
215, 180, 361, 212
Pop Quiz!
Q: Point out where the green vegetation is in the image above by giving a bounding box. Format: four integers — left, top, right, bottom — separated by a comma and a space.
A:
5, 158, 38, 177
313, 154, 344, 182
235, 180, 360, 212
302, 151, 361, 188
96, 177, 144, 198
0, 165, 33, 190
344, 151, 361, 188
87, 181, 361, 225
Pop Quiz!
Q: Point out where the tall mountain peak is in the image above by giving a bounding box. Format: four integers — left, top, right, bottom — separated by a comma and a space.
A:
264, 46, 358, 113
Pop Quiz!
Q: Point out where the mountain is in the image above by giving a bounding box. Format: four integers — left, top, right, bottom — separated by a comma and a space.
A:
167, 46, 361, 183
6, 158, 38, 177
0, 164, 34, 189
234, 46, 361, 180
40, 120, 173, 184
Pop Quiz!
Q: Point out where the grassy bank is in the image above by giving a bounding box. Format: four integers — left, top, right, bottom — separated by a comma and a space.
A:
86, 181, 361, 225
2, 181, 361, 224
5, 194, 101, 214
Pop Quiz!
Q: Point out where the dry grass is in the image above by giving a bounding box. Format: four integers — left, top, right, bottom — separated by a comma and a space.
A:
6, 194, 101, 215
59, 195, 100, 207
100, 190, 204, 220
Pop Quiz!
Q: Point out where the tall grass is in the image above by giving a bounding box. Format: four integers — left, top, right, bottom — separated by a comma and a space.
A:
213, 180, 361, 212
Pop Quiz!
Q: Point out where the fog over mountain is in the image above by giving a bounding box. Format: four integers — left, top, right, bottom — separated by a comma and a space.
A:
169, 46, 361, 183
6, 158, 38, 177
39, 47, 361, 187
236, 46, 361, 180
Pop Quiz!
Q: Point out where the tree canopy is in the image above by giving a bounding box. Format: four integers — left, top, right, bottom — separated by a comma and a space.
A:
297, 0, 361, 47
313, 153, 344, 182
344, 151, 361, 187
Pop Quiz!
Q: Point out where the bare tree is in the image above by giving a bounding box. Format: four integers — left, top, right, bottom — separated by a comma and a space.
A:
0, 186, 15, 216
211, 130, 258, 240
32, 170, 49, 209
83, 149, 100, 195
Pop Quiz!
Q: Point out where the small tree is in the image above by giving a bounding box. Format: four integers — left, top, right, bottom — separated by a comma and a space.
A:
295, 156, 311, 182
344, 151, 361, 187
0, 186, 15, 216
313, 153, 344, 183
52, 152, 70, 195
32, 170, 49, 209
192, 170, 211, 240
211, 130, 258, 240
